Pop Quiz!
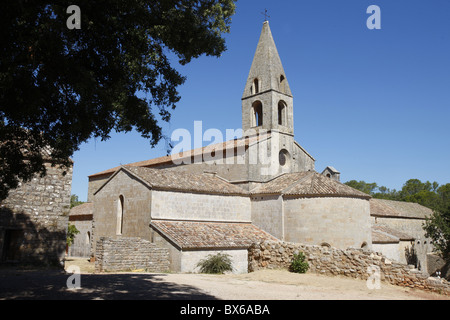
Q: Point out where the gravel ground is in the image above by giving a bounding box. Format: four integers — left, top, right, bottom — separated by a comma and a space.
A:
0, 257, 447, 300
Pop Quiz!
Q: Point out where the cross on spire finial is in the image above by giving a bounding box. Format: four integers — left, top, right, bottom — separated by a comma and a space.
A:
261, 9, 270, 22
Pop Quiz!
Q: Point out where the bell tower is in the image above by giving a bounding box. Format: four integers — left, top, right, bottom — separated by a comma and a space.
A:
242, 21, 294, 136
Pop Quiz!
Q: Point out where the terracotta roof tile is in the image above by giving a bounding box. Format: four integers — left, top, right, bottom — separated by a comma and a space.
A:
372, 224, 414, 243
370, 199, 432, 219
372, 228, 399, 244
150, 220, 278, 250
69, 202, 93, 216
123, 166, 248, 195
88, 133, 270, 178
251, 171, 371, 199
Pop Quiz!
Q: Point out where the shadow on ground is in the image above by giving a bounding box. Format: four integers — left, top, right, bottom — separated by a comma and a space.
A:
0, 269, 217, 300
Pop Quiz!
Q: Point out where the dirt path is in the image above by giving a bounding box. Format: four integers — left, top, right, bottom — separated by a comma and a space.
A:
59, 257, 448, 300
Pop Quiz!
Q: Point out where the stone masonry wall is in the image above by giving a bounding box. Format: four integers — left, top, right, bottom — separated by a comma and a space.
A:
95, 237, 169, 273
0, 162, 72, 265
248, 241, 450, 296
151, 190, 251, 222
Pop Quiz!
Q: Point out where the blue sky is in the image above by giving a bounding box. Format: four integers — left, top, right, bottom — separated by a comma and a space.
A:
71, 0, 450, 201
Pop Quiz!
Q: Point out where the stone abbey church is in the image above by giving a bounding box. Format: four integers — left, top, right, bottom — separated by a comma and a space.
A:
2, 21, 432, 273
71, 21, 432, 273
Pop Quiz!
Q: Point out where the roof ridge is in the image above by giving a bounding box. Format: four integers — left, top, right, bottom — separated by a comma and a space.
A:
88, 133, 272, 178
124, 165, 248, 196
281, 171, 315, 195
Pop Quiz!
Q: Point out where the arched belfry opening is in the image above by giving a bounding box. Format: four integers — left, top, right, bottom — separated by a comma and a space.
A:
252, 101, 263, 127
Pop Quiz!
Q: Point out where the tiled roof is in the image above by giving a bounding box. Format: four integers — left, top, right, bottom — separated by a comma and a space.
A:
372, 224, 414, 244
370, 198, 432, 219
69, 202, 93, 221
251, 171, 371, 199
372, 228, 399, 244
88, 133, 270, 178
109, 166, 248, 196
150, 220, 279, 250
69, 202, 93, 216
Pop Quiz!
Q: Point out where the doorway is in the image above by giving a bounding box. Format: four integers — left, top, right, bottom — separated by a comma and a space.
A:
2, 229, 24, 262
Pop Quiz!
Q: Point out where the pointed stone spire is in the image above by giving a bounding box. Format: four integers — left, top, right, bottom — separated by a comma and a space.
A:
242, 21, 292, 99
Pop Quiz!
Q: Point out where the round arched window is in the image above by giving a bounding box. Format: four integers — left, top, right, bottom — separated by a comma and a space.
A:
279, 149, 290, 168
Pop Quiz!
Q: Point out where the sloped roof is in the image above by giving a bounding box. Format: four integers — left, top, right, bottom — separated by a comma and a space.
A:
150, 220, 278, 250
94, 166, 248, 196
69, 202, 93, 221
251, 171, 371, 199
372, 227, 399, 244
372, 224, 414, 244
322, 166, 340, 174
69, 202, 93, 216
370, 198, 433, 219
88, 132, 270, 178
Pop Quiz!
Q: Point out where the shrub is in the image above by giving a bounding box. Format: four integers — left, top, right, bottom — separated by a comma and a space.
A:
66, 223, 80, 247
197, 253, 233, 274
289, 252, 309, 273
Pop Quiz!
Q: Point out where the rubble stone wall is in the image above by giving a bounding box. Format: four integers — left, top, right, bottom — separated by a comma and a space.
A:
0, 162, 72, 265
248, 241, 450, 295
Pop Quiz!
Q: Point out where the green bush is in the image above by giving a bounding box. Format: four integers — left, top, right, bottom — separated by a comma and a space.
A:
196, 253, 233, 274
289, 252, 309, 273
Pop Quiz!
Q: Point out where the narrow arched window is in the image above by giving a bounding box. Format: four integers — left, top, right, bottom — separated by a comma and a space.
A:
279, 75, 286, 93
116, 195, 124, 235
278, 101, 287, 126
252, 101, 263, 127
253, 78, 259, 94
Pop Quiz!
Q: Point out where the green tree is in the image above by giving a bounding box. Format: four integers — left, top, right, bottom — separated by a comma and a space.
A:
423, 204, 450, 262
67, 223, 80, 247
404, 190, 441, 210
70, 194, 85, 208
344, 180, 378, 195
0, 0, 236, 201
372, 185, 400, 200
399, 179, 435, 198
397, 179, 442, 210
437, 183, 450, 208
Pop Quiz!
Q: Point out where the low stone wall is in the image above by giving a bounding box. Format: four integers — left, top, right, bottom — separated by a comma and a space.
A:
248, 241, 450, 296
95, 237, 169, 272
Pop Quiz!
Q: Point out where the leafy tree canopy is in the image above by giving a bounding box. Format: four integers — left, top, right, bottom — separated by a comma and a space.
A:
424, 204, 450, 260
344, 178, 447, 210
0, 0, 236, 201
70, 194, 85, 208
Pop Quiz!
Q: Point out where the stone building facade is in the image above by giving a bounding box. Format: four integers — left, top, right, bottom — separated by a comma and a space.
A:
91, 166, 276, 273
0, 162, 73, 265
68, 202, 93, 258
370, 199, 434, 272
85, 21, 436, 276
